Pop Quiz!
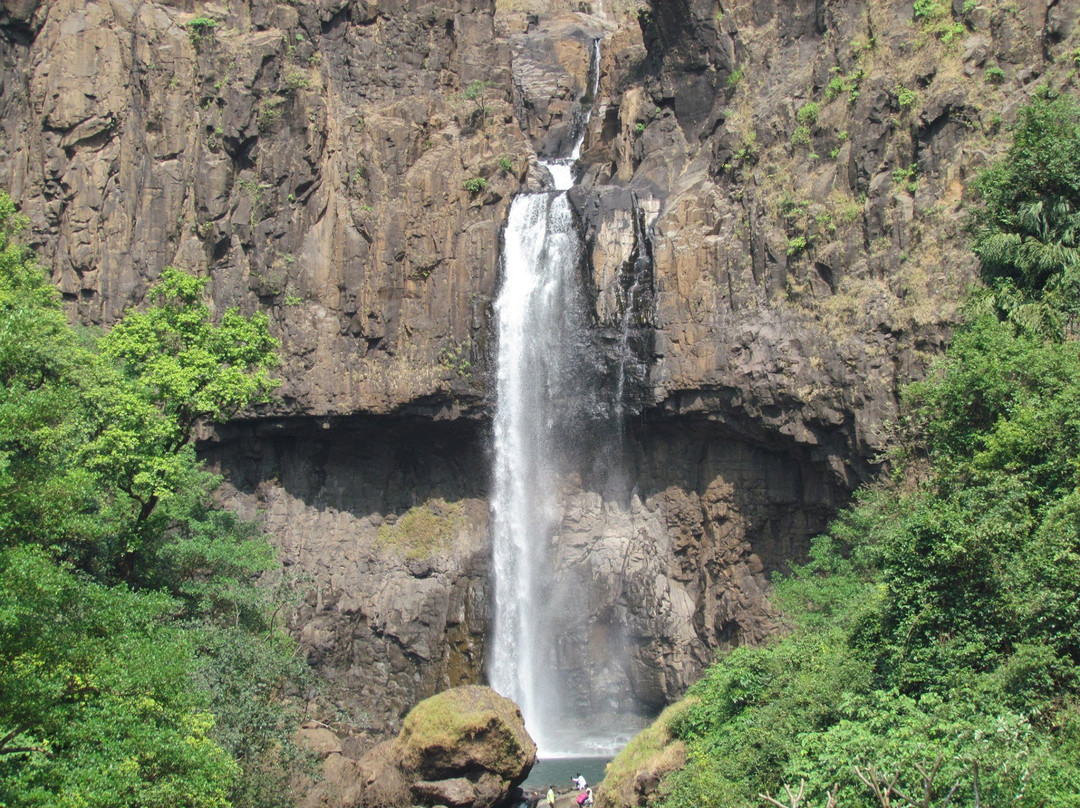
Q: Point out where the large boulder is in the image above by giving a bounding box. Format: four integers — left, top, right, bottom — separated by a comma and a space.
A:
397, 685, 536, 784
313, 685, 536, 808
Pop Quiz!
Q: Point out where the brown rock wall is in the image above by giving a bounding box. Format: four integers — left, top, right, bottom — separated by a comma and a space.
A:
0, 0, 526, 417
573, 0, 1080, 493
204, 410, 839, 727
203, 416, 492, 736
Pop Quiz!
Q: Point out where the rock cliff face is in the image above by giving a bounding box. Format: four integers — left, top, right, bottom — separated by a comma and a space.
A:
2, 0, 1077, 737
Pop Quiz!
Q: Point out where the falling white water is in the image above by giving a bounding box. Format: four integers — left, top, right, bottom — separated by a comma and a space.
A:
489, 185, 582, 752
490, 38, 602, 755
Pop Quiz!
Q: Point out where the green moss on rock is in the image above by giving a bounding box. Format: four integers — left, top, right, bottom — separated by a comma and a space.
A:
377, 498, 462, 559
398, 685, 536, 783
595, 699, 693, 808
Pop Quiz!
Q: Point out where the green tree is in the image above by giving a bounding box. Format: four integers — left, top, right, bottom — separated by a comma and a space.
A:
0, 196, 107, 558
0, 546, 240, 807
461, 79, 495, 129
972, 90, 1080, 334
95, 269, 278, 543
0, 193, 310, 806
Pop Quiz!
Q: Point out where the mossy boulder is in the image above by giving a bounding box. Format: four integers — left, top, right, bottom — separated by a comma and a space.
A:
357, 685, 536, 808
399, 685, 536, 782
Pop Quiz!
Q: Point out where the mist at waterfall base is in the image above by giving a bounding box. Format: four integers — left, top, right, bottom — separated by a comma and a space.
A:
488, 36, 652, 759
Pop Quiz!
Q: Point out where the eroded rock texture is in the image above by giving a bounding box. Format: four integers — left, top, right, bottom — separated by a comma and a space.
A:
0, 0, 523, 416
3, 0, 1078, 738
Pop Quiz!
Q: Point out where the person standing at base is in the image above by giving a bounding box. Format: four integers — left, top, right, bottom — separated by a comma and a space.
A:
573, 773, 587, 791
547, 785, 555, 808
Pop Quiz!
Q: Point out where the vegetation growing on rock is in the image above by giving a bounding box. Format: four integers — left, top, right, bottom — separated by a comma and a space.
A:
398, 685, 535, 779
377, 498, 463, 559
597, 701, 691, 808
598, 91, 1080, 808
972, 90, 1080, 336
340, 685, 536, 808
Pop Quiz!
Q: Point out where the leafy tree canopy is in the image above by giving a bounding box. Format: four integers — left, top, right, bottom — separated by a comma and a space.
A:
0, 194, 309, 807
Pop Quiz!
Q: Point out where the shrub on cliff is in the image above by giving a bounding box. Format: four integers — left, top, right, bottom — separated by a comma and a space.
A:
972, 89, 1080, 335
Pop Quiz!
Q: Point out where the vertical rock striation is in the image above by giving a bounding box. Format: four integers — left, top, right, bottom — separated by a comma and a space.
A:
0, 0, 526, 416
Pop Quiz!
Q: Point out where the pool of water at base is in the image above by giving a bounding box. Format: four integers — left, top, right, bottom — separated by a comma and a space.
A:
522, 756, 612, 793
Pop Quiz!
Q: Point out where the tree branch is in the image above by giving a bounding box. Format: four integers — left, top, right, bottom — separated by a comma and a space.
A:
758, 779, 804, 808
0, 725, 27, 751
0, 745, 50, 757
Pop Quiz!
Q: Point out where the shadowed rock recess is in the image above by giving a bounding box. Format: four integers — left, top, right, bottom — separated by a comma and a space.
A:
2, 0, 1077, 738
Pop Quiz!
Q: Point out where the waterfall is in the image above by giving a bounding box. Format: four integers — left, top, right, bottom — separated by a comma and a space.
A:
490, 38, 602, 755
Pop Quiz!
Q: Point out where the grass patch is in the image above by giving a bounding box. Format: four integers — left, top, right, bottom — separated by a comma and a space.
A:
403, 691, 473, 746
280, 66, 310, 94
400, 686, 527, 771
796, 101, 819, 126
596, 700, 694, 808
377, 498, 462, 558
257, 96, 286, 132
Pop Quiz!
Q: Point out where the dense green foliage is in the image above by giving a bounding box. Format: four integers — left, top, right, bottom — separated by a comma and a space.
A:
648, 95, 1080, 807
972, 90, 1080, 336
0, 196, 309, 807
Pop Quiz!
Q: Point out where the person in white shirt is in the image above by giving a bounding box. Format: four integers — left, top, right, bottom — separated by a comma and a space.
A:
572, 774, 587, 791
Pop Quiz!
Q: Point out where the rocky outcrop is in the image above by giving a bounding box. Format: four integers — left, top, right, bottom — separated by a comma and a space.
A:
3, 0, 1079, 746
592, 700, 691, 808
301, 685, 536, 808
545, 420, 842, 714
207, 407, 841, 728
